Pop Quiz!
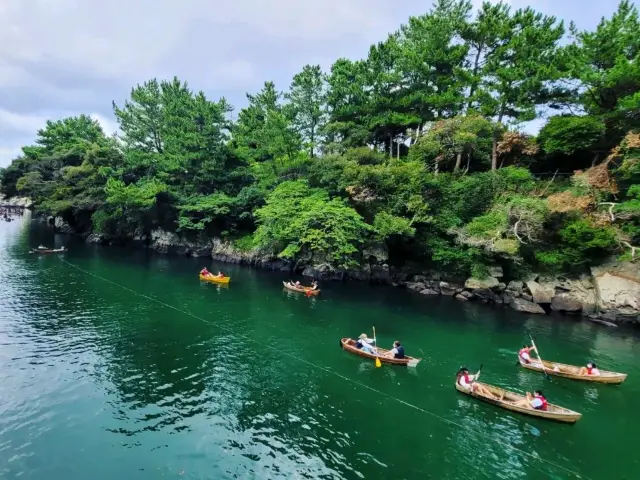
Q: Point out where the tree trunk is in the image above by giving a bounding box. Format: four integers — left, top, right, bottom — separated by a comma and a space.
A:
491, 138, 498, 170
467, 42, 484, 111
310, 126, 315, 158
454, 152, 462, 172
492, 106, 506, 170
434, 158, 439, 176
397, 138, 400, 159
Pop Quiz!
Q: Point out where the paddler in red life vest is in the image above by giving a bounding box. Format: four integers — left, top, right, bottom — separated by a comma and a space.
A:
456, 367, 497, 399
578, 361, 601, 376
514, 390, 548, 411
518, 344, 537, 364
200, 267, 212, 277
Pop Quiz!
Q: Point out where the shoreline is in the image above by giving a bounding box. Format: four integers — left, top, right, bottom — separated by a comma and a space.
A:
44, 218, 638, 327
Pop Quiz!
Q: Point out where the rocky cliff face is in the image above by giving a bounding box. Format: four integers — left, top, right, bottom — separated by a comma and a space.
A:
0, 195, 33, 208
209, 238, 292, 271
51, 222, 640, 325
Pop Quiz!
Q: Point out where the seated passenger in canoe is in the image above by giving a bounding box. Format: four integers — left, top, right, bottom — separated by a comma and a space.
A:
578, 362, 600, 376
215, 271, 225, 278
513, 390, 548, 411
518, 344, 540, 366
310, 280, 319, 290
456, 367, 497, 399
383, 341, 405, 359
355, 333, 376, 354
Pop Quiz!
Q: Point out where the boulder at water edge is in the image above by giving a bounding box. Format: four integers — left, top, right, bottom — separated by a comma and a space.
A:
465, 276, 500, 290
510, 297, 546, 314
550, 294, 583, 314
525, 279, 555, 304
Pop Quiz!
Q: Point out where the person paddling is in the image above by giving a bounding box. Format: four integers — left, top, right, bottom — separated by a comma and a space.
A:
518, 344, 537, 365
355, 333, 376, 354
456, 367, 496, 399
200, 267, 212, 277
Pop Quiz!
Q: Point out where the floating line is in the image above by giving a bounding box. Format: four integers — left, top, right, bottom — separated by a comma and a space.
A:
59, 258, 587, 479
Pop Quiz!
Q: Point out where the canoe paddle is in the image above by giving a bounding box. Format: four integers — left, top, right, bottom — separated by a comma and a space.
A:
373, 326, 381, 368
529, 334, 552, 381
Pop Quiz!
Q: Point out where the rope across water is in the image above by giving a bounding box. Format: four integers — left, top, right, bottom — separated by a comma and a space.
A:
58, 257, 587, 479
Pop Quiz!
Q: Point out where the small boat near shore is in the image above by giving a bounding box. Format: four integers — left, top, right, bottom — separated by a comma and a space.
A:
519, 359, 627, 385
30, 247, 67, 254
340, 338, 421, 367
199, 274, 231, 284
283, 281, 320, 296
455, 381, 582, 423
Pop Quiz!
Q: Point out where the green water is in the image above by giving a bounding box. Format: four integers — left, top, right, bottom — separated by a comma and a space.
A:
1, 217, 639, 480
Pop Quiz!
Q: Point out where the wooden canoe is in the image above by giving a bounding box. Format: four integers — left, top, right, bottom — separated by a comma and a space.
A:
455, 381, 582, 423
340, 338, 421, 367
30, 247, 66, 254
199, 274, 231, 284
519, 359, 627, 385
282, 281, 320, 296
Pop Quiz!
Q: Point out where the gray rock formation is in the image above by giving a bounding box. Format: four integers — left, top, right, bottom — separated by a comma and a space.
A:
510, 297, 546, 314
465, 276, 500, 289
591, 259, 640, 321
54, 216, 75, 234
525, 279, 555, 304
149, 229, 210, 257
550, 294, 583, 314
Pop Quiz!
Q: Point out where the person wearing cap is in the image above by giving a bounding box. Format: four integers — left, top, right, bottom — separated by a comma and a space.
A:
456, 366, 496, 398
355, 333, 376, 354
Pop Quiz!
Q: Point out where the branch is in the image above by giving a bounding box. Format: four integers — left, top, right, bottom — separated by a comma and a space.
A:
512, 218, 526, 244
598, 202, 618, 222
621, 241, 638, 260
538, 169, 559, 197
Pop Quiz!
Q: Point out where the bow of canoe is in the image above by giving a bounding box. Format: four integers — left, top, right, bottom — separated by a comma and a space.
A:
340, 338, 421, 367
519, 359, 627, 384
455, 381, 582, 423
199, 274, 231, 284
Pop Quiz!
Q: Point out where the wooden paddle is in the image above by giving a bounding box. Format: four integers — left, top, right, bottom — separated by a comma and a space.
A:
373, 326, 381, 368
529, 334, 552, 381
473, 364, 484, 383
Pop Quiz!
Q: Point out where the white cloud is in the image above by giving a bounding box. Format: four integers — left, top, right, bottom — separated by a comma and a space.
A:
208, 60, 256, 90
0, 147, 22, 168
0, 108, 48, 134
0, 0, 628, 169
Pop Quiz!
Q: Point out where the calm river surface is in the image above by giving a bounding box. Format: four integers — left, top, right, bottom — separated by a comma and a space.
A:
1, 215, 639, 480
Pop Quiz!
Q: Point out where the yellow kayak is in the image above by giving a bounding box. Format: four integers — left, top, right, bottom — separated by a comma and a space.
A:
199, 274, 231, 284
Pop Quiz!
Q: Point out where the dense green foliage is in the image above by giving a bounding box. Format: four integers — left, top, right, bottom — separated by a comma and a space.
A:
2, 1, 639, 276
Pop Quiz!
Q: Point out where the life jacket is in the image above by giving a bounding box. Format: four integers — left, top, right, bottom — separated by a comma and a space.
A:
587, 366, 595, 375
395, 345, 405, 359
458, 372, 470, 387
535, 394, 548, 411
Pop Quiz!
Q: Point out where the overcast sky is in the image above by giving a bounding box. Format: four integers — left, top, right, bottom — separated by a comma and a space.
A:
0, 0, 631, 168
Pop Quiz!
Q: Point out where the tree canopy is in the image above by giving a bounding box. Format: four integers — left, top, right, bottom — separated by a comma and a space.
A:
2, 0, 638, 273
